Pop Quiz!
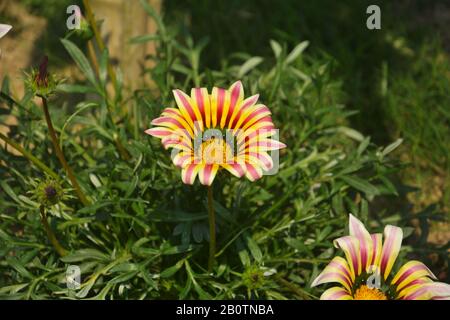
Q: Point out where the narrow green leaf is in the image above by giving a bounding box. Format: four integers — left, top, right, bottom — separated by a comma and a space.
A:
238, 56, 263, 78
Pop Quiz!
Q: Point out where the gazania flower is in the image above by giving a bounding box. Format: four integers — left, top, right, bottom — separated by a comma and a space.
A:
312, 214, 450, 300
0, 24, 12, 39
145, 81, 286, 186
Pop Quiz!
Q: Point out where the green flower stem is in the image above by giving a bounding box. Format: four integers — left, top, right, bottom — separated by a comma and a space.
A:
39, 206, 67, 257
207, 185, 216, 272
0, 132, 59, 180
41, 97, 90, 206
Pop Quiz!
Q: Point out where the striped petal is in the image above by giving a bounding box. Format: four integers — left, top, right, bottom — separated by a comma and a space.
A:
229, 94, 259, 129
400, 282, 450, 300
333, 235, 361, 279
181, 163, 201, 185
210, 87, 226, 128
244, 162, 263, 181
320, 287, 353, 300
369, 233, 382, 268
224, 81, 244, 127
198, 164, 219, 186
244, 152, 274, 171
191, 88, 210, 128
245, 139, 287, 152
172, 151, 193, 168
173, 89, 203, 129
222, 162, 246, 178
311, 256, 353, 292
392, 260, 437, 292
380, 225, 403, 280
145, 127, 174, 138
348, 214, 373, 272
152, 115, 194, 138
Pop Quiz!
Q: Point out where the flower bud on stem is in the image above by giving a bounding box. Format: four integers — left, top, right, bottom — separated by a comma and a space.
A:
41, 97, 90, 206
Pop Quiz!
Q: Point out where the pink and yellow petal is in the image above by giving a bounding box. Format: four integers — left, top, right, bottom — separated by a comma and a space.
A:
348, 214, 373, 271
229, 94, 259, 129
369, 233, 382, 268
181, 163, 202, 185
244, 162, 263, 181
380, 225, 403, 280
191, 88, 211, 128
392, 260, 437, 292
225, 81, 245, 128
333, 235, 361, 279
198, 164, 219, 186
172, 151, 194, 168
210, 87, 224, 128
173, 89, 203, 130
145, 127, 175, 139
400, 282, 450, 300
311, 256, 353, 292
236, 104, 272, 132
243, 152, 274, 171
320, 287, 353, 300
221, 162, 246, 178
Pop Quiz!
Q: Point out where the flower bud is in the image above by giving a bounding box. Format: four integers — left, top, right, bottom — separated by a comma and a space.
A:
26, 56, 60, 98
33, 178, 64, 207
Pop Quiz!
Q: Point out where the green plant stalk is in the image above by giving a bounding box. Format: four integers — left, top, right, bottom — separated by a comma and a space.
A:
276, 276, 314, 300
82, 0, 116, 86
0, 132, 59, 180
207, 185, 216, 272
39, 206, 67, 257
41, 97, 90, 206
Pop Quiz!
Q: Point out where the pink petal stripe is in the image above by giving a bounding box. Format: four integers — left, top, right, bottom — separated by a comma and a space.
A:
247, 152, 273, 170
222, 162, 246, 178
194, 88, 206, 125
240, 106, 271, 128
144, 128, 173, 137
380, 225, 403, 280
174, 89, 197, 125
229, 94, 259, 128
245, 163, 262, 181
216, 88, 226, 127
182, 163, 199, 185
225, 81, 242, 125
403, 282, 450, 300
334, 236, 361, 279
320, 287, 352, 300
247, 139, 287, 151
348, 214, 373, 271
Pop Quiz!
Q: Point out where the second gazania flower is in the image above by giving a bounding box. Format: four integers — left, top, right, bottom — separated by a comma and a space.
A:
146, 81, 286, 185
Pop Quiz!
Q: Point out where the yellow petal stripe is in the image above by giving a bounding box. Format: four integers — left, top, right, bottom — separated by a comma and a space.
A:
320, 287, 353, 300
392, 260, 437, 292
380, 225, 403, 280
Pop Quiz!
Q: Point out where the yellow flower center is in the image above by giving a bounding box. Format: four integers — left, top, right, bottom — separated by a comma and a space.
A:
353, 285, 387, 300
198, 138, 233, 164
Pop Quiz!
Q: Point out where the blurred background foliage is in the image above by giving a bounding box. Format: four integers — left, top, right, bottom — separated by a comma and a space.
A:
0, 0, 448, 299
